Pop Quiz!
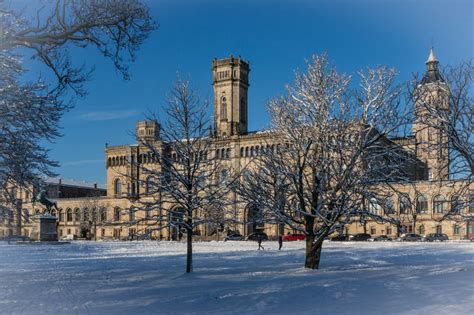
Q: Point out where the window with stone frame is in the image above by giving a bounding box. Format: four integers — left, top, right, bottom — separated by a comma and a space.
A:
433, 195, 446, 214
416, 195, 428, 213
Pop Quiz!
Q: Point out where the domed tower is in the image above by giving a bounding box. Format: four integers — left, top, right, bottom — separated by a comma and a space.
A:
212, 55, 250, 137
413, 48, 450, 180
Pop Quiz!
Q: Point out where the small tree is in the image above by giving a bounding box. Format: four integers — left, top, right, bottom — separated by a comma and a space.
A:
128, 78, 233, 273
236, 54, 413, 269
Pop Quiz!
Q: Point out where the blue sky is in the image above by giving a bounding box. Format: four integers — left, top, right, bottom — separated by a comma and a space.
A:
18, 0, 474, 186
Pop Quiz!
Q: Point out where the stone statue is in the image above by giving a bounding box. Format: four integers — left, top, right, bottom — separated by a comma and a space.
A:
32, 188, 59, 215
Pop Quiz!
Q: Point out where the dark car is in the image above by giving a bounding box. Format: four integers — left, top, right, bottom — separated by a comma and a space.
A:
224, 233, 244, 241
397, 233, 423, 242
350, 233, 372, 241
246, 232, 269, 241
282, 234, 305, 241
1, 235, 30, 242
424, 233, 449, 242
371, 235, 392, 242
330, 234, 350, 241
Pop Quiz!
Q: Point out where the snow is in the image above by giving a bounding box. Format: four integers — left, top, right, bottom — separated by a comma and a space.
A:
0, 240, 473, 314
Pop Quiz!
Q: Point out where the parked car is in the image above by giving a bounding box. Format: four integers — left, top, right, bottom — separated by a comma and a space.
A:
330, 234, 350, 241
282, 233, 305, 241
1, 235, 30, 242
424, 233, 449, 242
246, 232, 268, 241
370, 235, 392, 242
350, 233, 372, 241
397, 233, 423, 242
224, 233, 244, 241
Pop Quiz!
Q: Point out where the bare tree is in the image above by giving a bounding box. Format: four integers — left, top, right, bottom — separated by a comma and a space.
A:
126, 78, 233, 273
1, 0, 156, 94
0, 0, 154, 234
236, 54, 414, 269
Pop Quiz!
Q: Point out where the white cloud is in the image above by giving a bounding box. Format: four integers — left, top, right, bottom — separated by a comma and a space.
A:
80, 110, 140, 121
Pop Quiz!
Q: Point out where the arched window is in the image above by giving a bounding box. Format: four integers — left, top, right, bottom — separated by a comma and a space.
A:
433, 195, 446, 214
100, 208, 107, 222
416, 195, 428, 213
384, 197, 395, 214
66, 209, 73, 222
114, 178, 122, 196
58, 209, 64, 222
74, 208, 81, 222
240, 147, 244, 157
245, 147, 249, 157
226, 148, 231, 159
399, 195, 411, 214
368, 198, 381, 215
114, 208, 121, 221
220, 96, 227, 120
91, 208, 97, 221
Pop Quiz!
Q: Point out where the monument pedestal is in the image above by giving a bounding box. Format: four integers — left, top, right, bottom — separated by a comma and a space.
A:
31, 215, 58, 241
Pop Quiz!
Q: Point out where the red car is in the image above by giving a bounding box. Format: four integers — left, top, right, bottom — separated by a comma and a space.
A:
282, 234, 305, 241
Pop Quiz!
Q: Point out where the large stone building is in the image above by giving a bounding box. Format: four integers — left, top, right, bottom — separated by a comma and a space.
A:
2, 50, 473, 240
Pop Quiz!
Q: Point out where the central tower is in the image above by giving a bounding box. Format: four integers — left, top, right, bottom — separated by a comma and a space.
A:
212, 56, 250, 137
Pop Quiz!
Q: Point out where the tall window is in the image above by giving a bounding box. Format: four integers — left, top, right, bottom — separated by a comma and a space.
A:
433, 195, 446, 214
436, 225, 442, 233
399, 195, 410, 214
59, 209, 64, 222
114, 178, 122, 196
114, 208, 121, 221
469, 194, 474, 213
368, 198, 381, 215
220, 96, 227, 120
100, 208, 107, 222
66, 209, 73, 222
416, 195, 428, 213
74, 208, 81, 222
453, 225, 460, 235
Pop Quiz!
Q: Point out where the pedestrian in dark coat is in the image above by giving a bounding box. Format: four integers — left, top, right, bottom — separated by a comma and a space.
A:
278, 235, 283, 250
257, 235, 264, 250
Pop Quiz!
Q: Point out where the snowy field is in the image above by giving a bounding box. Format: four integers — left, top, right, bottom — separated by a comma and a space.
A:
0, 240, 473, 315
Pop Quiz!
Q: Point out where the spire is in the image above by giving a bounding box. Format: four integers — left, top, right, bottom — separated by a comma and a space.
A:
422, 47, 444, 84
426, 47, 438, 63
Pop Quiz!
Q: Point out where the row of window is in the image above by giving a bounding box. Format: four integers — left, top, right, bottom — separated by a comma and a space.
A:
108, 153, 158, 168
368, 194, 474, 215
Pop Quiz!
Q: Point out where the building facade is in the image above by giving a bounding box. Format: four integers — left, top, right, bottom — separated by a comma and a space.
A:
3, 51, 473, 240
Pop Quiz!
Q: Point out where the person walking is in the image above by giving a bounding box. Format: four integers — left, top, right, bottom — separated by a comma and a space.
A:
257, 235, 264, 250
278, 235, 283, 250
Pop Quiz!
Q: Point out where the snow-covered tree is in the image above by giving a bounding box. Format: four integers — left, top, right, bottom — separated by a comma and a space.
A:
127, 78, 233, 273
236, 54, 415, 269
0, 0, 154, 234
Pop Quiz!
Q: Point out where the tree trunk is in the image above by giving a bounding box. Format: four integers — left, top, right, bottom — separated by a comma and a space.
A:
15, 201, 22, 236
304, 235, 324, 269
186, 227, 193, 273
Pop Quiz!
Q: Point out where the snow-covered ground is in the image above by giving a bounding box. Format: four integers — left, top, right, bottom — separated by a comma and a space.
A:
0, 240, 472, 315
